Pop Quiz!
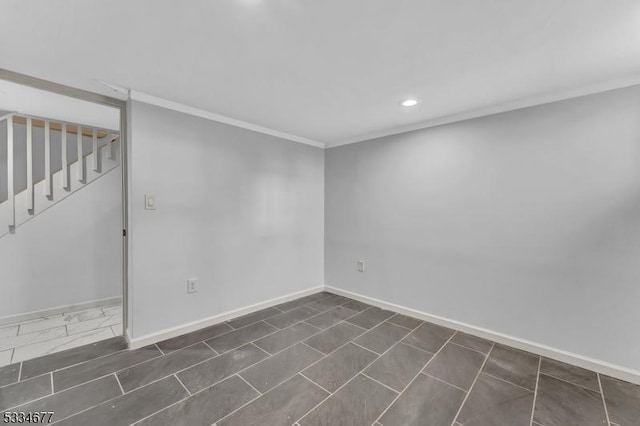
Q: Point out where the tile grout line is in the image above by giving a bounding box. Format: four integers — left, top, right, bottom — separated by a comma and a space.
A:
421, 372, 468, 393
361, 372, 400, 394
201, 341, 218, 355
154, 343, 165, 355
450, 342, 496, 426
235, 373, 263, 395
114, 373, 125, 395
350, 340, 382, 356
536, 371, 600, 393
217, 310, 392, 425
400, 341, 434, 356
174, 373, 192, 396
373, 332, 459, 425
448, 340, 490, 356
530, 356, 542, 426
482, 371, 535, 392
298, 321, 444, 424
299, 372, 333, 395
597, 373, 612, 426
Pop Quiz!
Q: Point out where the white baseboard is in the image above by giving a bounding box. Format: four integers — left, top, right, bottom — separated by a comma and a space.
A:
325, 285, 640, 386
128, 285, 324, 350
0, 296, 122, 326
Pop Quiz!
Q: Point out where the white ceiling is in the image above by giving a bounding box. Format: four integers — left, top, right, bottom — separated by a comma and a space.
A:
1, 0, 640, 147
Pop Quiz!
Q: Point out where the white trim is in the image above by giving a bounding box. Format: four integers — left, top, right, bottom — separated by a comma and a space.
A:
127, 285, 324, 349
0, 296, 122, 326
128, 90, 325, 149
325, 285, 640, 386
327, 77, 640, 148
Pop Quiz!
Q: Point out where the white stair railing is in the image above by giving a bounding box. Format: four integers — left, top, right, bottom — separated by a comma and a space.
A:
1, 112, 120, 237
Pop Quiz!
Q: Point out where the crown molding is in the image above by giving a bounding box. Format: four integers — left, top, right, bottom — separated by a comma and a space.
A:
327, 76, 640, 148
128, 90, 325, 148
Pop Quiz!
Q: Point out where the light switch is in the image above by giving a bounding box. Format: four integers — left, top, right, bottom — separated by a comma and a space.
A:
145, 194, 156, 210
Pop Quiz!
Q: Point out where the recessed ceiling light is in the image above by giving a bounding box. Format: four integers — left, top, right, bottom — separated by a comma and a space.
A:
399, 98, 419, 107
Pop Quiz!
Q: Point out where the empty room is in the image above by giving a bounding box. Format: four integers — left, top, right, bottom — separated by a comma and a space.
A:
1, 1, 639, 425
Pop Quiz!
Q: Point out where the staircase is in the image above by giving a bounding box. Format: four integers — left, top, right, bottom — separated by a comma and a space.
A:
0, 112, 120, 238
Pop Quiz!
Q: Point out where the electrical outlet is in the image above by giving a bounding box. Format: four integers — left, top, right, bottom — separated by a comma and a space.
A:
187, 278, 198, 294
357, 260, 365, 272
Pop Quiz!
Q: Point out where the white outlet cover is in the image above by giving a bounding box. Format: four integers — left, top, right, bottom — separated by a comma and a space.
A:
357, 260, 365, 272
187, 278, 198, 293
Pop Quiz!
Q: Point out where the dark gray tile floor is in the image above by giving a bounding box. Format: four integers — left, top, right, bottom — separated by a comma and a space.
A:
0, 291, 639, 425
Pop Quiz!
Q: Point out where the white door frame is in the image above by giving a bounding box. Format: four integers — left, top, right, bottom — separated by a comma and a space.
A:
0, 68, 130, 340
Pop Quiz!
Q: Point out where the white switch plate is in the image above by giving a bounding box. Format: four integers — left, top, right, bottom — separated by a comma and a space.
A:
357, 260, 365, 272
145, 194, 156, 210
187, 278, 198, 294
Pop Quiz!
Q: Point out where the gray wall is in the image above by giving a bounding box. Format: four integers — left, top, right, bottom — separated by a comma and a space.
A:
325, 86, 640, 371
128, 101, 324, 338
0, 166, 122, 318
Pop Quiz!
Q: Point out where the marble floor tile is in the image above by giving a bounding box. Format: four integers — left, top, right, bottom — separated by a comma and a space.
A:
303, 342, 378, 392
380, 373, 465, 426
0, 326, 68, 352
0, 350, 13, 367
423, 343, 486, 391
102, 305, 122, 316
483, 343, 539, 391
364, 343, 432, 392
219, 374, 328, 426
66, 315, 121, 335
600, 375, 640, 426
137, 375, 258, 426
450, 332, 493, 353
240, 343, 323, 393
402, 322, 454, 354
18, 315, 80, 335
457, 373, 534, 426
3, 303, 124, 367
254, 322, 320, 354
533, 373, 607, 426
540, 357, 600, 392
353, 321, 411, 354
304, 322, 364, 354
111, 324, 123, 336
301, 374, 397, 426
62, 307, 107, 323
0, 325, 19, 339
12, 327, 115, 363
